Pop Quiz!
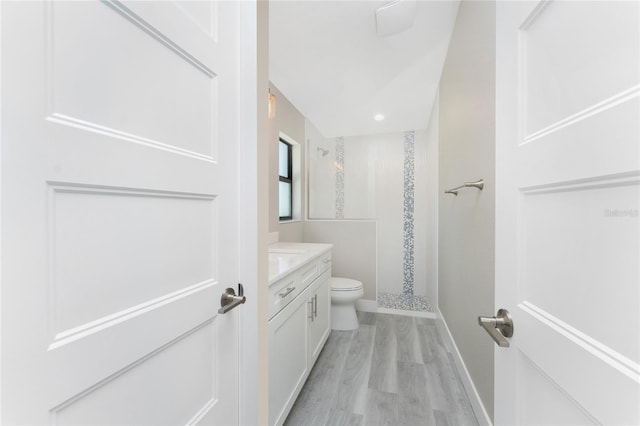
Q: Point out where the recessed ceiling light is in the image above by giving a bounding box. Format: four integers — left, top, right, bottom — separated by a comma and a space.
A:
374, 114, 385, 121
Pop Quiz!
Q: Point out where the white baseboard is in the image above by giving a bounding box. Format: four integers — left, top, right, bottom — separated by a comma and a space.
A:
377, 307, 437, 319
355, 299, 437, 319
436, 308, 492, 426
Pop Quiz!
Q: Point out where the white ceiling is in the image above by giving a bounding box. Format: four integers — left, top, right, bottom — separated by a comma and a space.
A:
269, 0, 460, 138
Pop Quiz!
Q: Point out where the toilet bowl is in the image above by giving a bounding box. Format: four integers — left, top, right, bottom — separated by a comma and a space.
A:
330, 277, 364, 331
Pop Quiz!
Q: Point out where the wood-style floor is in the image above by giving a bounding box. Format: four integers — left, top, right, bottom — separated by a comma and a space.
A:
284, 312, 479, 426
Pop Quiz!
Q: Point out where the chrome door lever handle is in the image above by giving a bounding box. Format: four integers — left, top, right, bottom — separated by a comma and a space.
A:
218, 283, 246, 314
478, 308, 513, 347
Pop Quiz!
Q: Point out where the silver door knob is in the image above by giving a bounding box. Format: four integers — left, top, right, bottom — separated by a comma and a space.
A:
218, 283, 246, 314
478, 308, 513, 347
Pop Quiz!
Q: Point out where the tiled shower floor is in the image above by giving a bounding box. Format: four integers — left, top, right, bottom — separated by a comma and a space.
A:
377, 293, 432, 312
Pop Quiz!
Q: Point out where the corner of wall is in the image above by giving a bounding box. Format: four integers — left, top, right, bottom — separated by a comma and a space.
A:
438, 0, 496, 421
268, 83, 307, 242
436, 308, 493, 426
426, 94, 440, 310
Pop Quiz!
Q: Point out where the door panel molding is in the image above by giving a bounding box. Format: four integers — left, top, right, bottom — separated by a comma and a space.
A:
46, 1, 219, 160
521, 86, 640, 145
517, 303, 639, 424
519, 301, 639, 378
100, 1, 217, 77
518, 180, 639, 360
518, 0, 639, 138
519, 170, 640, 194
49, 279, 216, 350
50, 319, 219, 425
48, 183, 217, 335
518, 351, 600, 426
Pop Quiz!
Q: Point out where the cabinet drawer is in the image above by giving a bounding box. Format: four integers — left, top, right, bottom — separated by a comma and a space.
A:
268, 251, 332, 320
299, 262, 318, 288
269, 272, 301, 320
318, 252, 332, 274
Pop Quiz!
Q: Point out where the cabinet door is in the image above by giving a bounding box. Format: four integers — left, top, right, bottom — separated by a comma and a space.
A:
269, 297, 309, 426
308, 270, 331, 365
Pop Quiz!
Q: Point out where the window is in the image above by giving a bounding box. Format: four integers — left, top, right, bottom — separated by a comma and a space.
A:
279, 139, 293, 220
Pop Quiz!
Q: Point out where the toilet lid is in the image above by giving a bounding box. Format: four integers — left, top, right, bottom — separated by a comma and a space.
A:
331, 277, 363, 291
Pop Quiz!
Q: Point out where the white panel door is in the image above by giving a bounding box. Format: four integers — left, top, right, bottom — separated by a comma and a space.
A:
495, 1, 639, 425
1, 1, 245, 424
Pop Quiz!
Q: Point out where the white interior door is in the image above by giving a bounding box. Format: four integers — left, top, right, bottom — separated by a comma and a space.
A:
495, 1, 639, 424
1, 1, 244, 424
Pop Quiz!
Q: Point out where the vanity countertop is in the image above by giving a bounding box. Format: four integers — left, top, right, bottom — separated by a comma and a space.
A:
268, 242, 332, 285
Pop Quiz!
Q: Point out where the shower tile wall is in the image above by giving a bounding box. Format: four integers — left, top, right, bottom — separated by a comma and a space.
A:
307, 123, 431, 313
308, 121, 336, 219
377, 130, 431, 312
334, 137, 345, 219
402, 131, 415, 295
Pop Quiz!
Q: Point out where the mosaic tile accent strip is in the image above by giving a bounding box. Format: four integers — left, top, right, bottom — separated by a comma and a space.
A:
378, 292, 432, 313
402, 131, 415, 295
335, 137, 345, 219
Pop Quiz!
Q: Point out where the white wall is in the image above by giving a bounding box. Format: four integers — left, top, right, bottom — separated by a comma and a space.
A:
306, 120, 335, 220
303, 221, 377, 301
373, 132, 405, 296
305, 129, 432, 308
308, 131, 377, 220
438, 0, 496, 420
344, 136, 376, 219
270, 93, 436, 311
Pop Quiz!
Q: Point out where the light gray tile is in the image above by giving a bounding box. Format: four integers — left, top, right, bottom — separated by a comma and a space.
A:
326, 324, 375, 417
442, 353, 478, 425
417, 321, 443, 364
346, 412, 364, 426
363, 389, 400, 426
325, 408, 351, 426
324, 408, 365, 426
397, 361, 437, 425
284, 331, 353, 426
433, 409, 452, 426
284, 313, 479, 426
367, 314, 398, 393
392, 315, 422, 363
356, 310, 377, 326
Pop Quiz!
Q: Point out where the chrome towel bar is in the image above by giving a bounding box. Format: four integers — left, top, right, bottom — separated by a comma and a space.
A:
445, 179, 484, 196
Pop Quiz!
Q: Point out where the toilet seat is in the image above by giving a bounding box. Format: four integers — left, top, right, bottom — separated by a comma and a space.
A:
331, 277, 363, 291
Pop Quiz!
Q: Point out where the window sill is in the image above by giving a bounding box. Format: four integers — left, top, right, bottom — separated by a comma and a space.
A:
279, 219, 302, 224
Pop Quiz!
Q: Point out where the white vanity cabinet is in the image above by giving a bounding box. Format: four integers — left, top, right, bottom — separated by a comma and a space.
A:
268, 244, 332, 426
268, 291, 310, 426
307, 269, 331, 366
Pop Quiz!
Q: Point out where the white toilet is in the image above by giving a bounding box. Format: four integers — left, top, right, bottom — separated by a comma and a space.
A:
330, 277, 364, 330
